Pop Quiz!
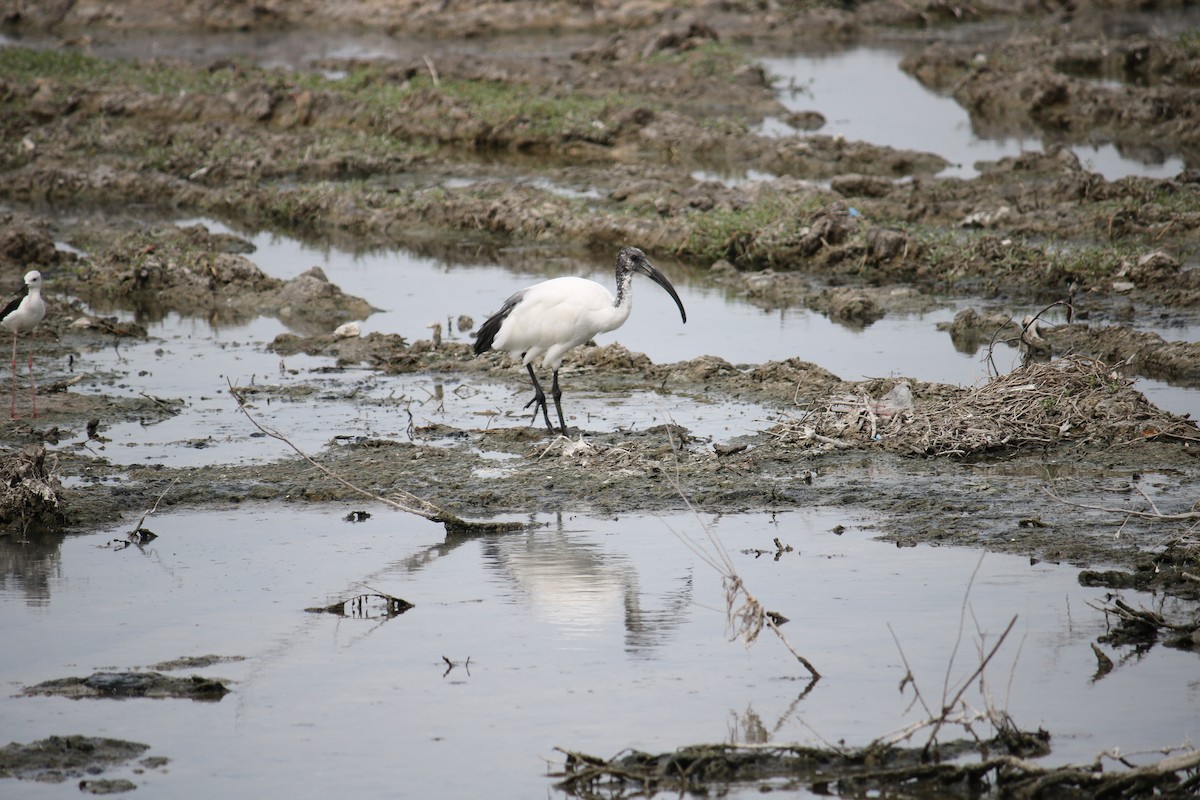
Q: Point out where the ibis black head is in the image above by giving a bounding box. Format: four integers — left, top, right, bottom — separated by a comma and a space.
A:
617, 246, 687, 324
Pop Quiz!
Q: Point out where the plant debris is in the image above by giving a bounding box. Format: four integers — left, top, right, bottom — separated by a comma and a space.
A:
771, 356, 1198, 457
0, 443, 61, 526
553, 739, 1200, 799
306, 592, 415, 619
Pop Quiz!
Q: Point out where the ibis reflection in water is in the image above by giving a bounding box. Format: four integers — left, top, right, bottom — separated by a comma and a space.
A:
473, 246, 687, 435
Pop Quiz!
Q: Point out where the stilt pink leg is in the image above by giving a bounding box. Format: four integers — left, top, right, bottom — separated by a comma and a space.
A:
28, 341, 37, 418
9, 333, 16, 419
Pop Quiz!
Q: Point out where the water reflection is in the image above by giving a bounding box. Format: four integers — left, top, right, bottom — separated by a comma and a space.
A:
0, 526, 65, 607
478, 521, 693, 655
389, 516, 694, 653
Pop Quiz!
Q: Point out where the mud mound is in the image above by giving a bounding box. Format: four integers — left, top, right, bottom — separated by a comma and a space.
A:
771, 356, 1197, 457
0, 735, 152, 784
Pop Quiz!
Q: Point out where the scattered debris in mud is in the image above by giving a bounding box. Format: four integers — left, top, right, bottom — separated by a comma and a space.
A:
1092, 594, 1200, 652
0, 735, 163, 786
23, 671, 231, 701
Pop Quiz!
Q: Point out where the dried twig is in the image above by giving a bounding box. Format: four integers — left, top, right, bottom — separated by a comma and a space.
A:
1043, 484, 1200, 521
132, 476, 179, 532
228, 379, 521, 534
660, 425, 820, 679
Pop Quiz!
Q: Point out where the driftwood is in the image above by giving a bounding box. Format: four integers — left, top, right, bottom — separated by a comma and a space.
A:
0, 443, 60, 528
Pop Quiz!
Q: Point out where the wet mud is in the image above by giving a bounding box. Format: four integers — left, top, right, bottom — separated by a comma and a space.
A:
0, 735, 165, 787
2, 1, 1200, 794
0, 0, 1197, 580
23, 670, 232, 701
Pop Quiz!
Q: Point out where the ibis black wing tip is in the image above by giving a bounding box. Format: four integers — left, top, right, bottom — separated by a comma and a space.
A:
473, 321, 497, 355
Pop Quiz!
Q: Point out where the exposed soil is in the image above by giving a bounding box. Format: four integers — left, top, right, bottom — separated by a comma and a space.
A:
1, 2, 1200, 790
0, 735, 164, 786
23, 670, 232, 701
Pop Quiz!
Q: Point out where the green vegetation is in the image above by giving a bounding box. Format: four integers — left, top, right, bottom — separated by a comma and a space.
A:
922, 230, 1131, 288
647, 41, 749, 81
679, 195, 825, 265
0, 46, 253, 95
1, 46, 640, 151
1177, 28, 1200, 56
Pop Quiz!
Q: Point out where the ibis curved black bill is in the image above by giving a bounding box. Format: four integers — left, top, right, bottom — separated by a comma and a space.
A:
633, 259, 687, 324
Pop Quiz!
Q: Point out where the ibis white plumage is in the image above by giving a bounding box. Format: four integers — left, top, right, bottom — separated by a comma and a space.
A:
474, 246, 687, 435
1, 270, 47, 419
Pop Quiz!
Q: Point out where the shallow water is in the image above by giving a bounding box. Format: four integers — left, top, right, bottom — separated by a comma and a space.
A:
760, 47, 1188, 180
61, 217, 1195, 469
1, 505, 1195, 797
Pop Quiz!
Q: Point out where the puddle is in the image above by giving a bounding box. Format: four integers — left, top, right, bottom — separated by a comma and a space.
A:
62, 218, 1194, 450
760, 47, 1188, 180
165, 219, 992, 384
1, 505, 1195, 797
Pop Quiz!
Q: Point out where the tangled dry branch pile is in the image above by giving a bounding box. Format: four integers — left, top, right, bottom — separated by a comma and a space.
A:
552, 741, 1200, 799
0, 444, 60, 529
771, 356, 1199, 457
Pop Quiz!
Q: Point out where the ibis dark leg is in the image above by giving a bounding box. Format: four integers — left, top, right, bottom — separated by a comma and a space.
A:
522, 364, 555, 433
550, 369, 568, 435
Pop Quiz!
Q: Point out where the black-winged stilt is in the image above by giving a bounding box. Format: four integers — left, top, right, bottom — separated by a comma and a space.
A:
1, 270, 47, 419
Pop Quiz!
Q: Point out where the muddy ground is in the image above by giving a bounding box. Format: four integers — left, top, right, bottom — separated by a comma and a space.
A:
2, 4, 1199, 601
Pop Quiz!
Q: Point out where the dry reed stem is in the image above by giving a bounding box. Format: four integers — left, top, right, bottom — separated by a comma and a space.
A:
660, 424, 820, 679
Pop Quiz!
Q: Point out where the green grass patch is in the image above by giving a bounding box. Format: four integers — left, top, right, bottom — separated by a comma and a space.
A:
647, 41, 750, 81
921, 230, 1130, 286
678, 195, 826, 265
0, 46, 257, 95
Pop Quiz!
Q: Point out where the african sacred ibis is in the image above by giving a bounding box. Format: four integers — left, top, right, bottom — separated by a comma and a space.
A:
1, 270, 47, 419
473, 246, 687, 435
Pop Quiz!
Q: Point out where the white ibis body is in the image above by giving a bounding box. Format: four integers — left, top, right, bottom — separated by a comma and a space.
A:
1, 270, 46, 419
473, 246, 687, 435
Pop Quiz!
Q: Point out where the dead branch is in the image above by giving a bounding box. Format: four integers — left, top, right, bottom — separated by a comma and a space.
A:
552, 740, 1200, 800
922, 614, 1018, 757
228, 379, 521, 535
1043, 484, 1200, 522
